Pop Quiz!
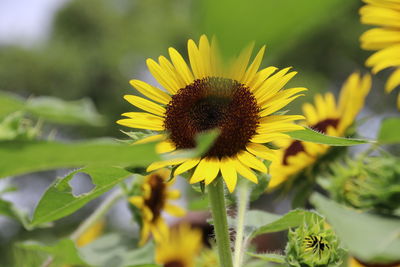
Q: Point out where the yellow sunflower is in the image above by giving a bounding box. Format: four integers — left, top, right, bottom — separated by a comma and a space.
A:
117, 35, 306, 193
155, 223, 202, 267
129, 169, 185, 245
348, 257, 400, 267
268, 72, 371, 189
360, 0, 400, 108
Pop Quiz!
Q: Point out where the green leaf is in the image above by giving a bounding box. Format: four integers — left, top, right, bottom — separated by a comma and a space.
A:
310, 193, 400, 264
378, 117, 400, 144
287, 127, 371, 146
0, 91, 24, 118
26, 96, 104, 126
247, 252, 286, 263
31, 166, 131, 225
201, 0, 354, 59
0, 139, 159, 179
0, 91, 103, 126
19, 238, 90, 266
250, 209, 322, 238
80, 234, 156, 267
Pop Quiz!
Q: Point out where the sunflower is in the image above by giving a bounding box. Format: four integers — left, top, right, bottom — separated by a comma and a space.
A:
155, 223, 202, 267
360, 0, 400, 108
129, 169, 185, 245
268, 72, 371, 189
117, 35, 306, 193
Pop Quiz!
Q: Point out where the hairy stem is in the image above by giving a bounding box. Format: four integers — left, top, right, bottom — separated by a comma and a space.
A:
233, 180, 250, 267
208, 179, 234, 267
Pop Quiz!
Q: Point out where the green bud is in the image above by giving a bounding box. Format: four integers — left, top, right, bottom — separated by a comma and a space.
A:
285, 217, 345, 267
321, 155, 400, 214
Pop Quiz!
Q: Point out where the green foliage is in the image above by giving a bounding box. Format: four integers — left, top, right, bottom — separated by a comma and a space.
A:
18, 239, 90, 266
31, 166, 131, 226
248, 209, 322, 238
0, 139, 159, 178
246, 253, 286, 263
0, 91, 104, 126
0, 112, 40, 141
310, 193, 400, 264
200, 0, 355, 59
287, 127, 370, 146
80, 234, 156, 267
320, 155, 400, 214
378, 117, 400, 144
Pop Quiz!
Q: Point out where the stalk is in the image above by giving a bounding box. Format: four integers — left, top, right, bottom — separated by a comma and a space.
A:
208, 179, 234, 267
233, 180, 250, 267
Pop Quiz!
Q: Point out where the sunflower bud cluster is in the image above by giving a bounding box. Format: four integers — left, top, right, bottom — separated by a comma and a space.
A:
285, 218, 344, 267
322, 156, 400, 214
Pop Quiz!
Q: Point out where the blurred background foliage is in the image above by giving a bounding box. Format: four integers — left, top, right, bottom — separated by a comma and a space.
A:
1, 0, 396, 138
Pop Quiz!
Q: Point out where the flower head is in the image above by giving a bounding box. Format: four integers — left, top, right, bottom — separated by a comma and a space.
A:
155, 223, 203, 267
360, 0, 400, 108
285, 218, 344, 267
268, 72, 371, 189
322, 155, 400, 214
129, 169, 185, 245
118, 35, 306, 192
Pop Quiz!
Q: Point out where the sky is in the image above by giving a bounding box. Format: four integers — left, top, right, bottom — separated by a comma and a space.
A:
0, 0, 68, 46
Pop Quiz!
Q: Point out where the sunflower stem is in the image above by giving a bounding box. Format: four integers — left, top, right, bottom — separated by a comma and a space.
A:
70, 189, 123, 241
208, 178, 234, 267
233, 180, 250, 267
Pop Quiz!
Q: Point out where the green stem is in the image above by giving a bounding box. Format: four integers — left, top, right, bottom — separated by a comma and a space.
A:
70, 189, 124, 241
233, 180, 250, 267
208, 178, 234, 267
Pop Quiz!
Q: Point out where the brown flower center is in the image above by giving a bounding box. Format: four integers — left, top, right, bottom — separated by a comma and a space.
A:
164, 260, 185, 267
164, 77, 260, 158
144, 174, 166, 222
282, 118, 340, 165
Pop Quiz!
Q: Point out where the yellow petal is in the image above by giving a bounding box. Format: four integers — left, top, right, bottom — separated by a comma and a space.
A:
165, 203, 186, 217
147, 158, 188, 172
229, 42, 255, 81
134, 134, 166, 145
386, 68, 400, 93
220, 157, 238, 193
167, 189, 181, 200
146, 58, 180, 94
250, 133, 290, 143
246, 143, 277, 161
188, 39, 203, 79
129, 79, 171, 105
117, 118, 164, 131
242, 46, 266, 85
199, 35, 212, 77
232, 160, 258, 184
156, 140, 176, 154
129, 196, 144, 208
190, 158, 220, 184
168, 47, 194, 85
123, 95, 166, 117
237, 151, 267, 173
174, 158, 201, 176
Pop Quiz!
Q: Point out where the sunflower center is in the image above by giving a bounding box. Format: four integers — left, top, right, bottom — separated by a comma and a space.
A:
164, 77, 260, 158
164, 260, 185, 267
144, 174, 166, 222
311, 118, 340, 133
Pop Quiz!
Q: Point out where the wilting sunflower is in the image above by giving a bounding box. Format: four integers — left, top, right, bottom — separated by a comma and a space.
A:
360, 0, 400, 108
268, 72, 371, 189
129, 169, 185, 245
117, 35, 306, 192
155, 223, 202, 267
